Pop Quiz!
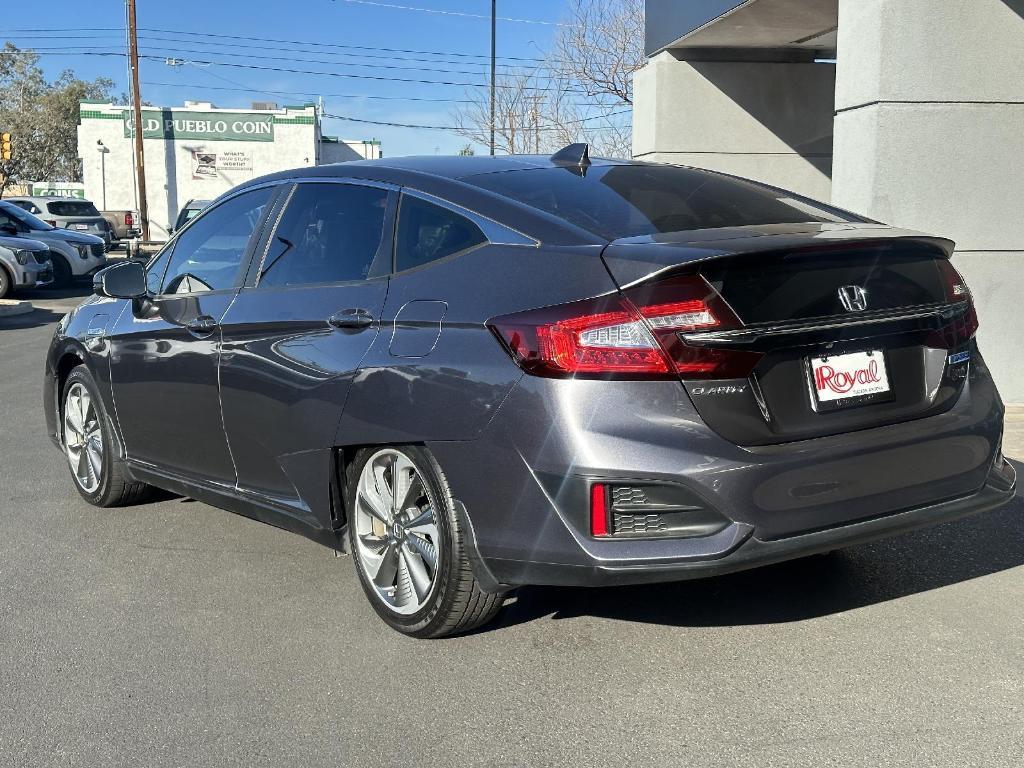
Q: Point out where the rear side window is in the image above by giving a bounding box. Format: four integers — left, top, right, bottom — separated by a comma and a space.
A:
160, 187, 273, 293
258, 183, 389, 287
46, 201, 100, 217
395, 195, 486, 272
11, 201, 39, 214
467, 165, 857, 240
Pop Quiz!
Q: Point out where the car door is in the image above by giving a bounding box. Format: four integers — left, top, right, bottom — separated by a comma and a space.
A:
217, 180, 395, 526
107, 185, 277, 486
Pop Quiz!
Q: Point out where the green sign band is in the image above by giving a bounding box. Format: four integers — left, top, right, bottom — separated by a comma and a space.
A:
123, 110, 275, 142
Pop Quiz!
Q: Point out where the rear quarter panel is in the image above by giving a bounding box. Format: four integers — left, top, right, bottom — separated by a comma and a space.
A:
336, 242, 618, 445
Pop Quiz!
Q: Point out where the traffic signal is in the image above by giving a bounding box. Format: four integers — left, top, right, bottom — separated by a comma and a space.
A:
0, 133, 11, 161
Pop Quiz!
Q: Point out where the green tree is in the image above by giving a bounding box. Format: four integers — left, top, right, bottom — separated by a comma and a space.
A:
0, 43, 114, 195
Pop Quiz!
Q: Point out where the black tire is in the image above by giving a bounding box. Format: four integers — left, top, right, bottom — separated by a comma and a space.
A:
61, 365, 152, 507
50, 253, 72, 288
346, 445, 505, 638
0, 266, 11, 298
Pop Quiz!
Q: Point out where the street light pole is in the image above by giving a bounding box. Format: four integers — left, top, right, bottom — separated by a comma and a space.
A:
490, 0, 496, 156
97, 140, 107, 210
127, 0, 150, 240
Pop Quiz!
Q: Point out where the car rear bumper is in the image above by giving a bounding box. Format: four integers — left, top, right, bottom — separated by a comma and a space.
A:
431, 348, 1013, 590
474, 458, 1016, 587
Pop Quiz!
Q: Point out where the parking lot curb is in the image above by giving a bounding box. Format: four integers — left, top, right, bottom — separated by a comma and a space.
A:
0, 300, 33, 318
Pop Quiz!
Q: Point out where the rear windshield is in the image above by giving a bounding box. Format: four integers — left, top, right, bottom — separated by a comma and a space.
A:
46, 200, 100, 217
467, 165, 858, 240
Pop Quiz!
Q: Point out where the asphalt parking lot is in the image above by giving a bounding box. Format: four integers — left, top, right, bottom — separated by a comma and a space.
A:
3, 287, 1023, 768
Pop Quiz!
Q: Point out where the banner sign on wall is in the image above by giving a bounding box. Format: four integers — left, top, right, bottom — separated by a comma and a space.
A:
190, 150, 253, 179
125, 110, 274, 142
31, 182, 85, 198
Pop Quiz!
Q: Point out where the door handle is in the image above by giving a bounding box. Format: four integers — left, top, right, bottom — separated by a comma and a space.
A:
186, 315, 219, 336
327, 308, 375, 331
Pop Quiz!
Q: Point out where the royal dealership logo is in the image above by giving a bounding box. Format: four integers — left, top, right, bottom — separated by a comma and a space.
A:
838, 285, 868, 312
815, 359, 883, 395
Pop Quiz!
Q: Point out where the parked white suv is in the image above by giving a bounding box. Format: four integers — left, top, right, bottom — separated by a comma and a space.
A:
0, 201, 106, 287
0, 233, 51, 298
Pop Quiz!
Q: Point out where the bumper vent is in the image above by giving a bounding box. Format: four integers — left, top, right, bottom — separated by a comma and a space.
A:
597, 483, 731, 540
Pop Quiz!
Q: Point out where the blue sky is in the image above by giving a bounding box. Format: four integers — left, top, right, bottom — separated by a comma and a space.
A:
3, 0, 569, 156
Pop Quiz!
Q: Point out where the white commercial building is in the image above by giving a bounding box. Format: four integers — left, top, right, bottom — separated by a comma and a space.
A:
78, 100, 381, 241
634, 0, 1024, 400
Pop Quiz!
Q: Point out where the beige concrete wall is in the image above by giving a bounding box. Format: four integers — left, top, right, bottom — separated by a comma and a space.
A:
833, 0, 1024, 400
633, 52, 836, 202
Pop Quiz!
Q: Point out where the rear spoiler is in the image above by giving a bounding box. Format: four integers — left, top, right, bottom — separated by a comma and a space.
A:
602, 224, 956, 289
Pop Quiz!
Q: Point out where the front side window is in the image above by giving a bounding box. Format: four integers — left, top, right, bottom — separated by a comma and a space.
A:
160, 187, 273, 294
258, 183, 389, 287
395, 195, 486, 273
0, 202, 52, 232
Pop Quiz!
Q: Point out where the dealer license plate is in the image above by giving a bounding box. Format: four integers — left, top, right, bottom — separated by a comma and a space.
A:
72, 223, 88, 230
808, 349, 892, 411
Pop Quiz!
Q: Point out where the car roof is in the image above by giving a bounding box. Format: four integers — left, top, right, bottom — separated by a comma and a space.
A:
8, 196, 92, 202
272, 153, 636, 182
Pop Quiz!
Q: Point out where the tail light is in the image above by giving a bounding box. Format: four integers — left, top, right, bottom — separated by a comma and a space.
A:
45, 219, 57, 227
489, 275, 762, 380
930, 259, 979, 348
124, 212, 134, 227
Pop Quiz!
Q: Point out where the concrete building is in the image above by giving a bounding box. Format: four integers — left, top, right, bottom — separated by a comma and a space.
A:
78, 100, 382, 241
634, 0, 1024, 400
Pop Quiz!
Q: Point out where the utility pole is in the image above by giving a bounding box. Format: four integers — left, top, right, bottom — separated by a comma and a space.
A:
489, 0, 496, 156
127, 0, 150, 240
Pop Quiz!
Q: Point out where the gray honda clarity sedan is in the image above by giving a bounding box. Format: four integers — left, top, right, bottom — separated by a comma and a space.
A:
44, 146, 1016, 637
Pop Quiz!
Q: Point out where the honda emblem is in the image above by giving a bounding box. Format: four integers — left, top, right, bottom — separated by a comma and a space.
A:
838, 285, 868, 312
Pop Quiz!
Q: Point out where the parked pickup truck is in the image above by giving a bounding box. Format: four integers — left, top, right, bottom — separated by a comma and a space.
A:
101, 209, 141, 245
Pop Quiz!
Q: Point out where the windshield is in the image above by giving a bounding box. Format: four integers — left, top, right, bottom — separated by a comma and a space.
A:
0, 201, 54, 231
46, 200, 101, 217
467, 164, 859, 240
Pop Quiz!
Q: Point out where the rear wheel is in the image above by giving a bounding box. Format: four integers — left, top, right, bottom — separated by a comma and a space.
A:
347, 445, 504, 638
62, 365, 151, 506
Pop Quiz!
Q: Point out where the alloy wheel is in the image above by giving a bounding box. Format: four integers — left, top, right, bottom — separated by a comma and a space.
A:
64, 382, 103, 494
353, 449, 441, 616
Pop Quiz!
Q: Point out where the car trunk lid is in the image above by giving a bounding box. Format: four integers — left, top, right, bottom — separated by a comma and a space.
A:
602, 225, 977, 447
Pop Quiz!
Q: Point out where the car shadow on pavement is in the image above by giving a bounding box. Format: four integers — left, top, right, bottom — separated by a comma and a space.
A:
0, 306, 68, 330
492, 460, 1024, 631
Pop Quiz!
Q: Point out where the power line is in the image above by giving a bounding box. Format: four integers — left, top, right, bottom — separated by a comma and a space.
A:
143, 80, 477, 104
322, 108, 631, 133
4, 29, 551, 65
139, 26, 548, 63
331, 0, 566, 26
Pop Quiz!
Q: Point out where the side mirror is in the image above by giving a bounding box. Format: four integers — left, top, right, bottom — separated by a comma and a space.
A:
94, 260, 147, 299
0, 223, 17, 236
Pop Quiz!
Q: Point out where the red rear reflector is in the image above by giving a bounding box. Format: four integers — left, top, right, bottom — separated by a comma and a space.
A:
590, 484, 609, 537
124, 212, 134, 226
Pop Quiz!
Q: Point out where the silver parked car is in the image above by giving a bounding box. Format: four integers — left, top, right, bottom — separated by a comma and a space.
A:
5, 196, 113, 250
0, 201, 107, 287
0, 233, 51, 298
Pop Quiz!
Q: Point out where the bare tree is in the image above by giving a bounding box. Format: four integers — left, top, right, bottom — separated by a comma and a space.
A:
553, 0, 645, 106
452, 0, 644, 159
